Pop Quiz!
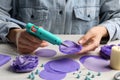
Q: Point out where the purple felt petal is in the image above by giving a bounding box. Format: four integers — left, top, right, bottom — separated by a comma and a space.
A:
16, 56, 25, 65
49, 58, 80, 73
100, 45, 115, 59
11, 67, 36, 73
44, 61, 65, 74
0, 54, 11, 67
100, 51, 110, 59
35, 49, 57, 57
39, 70, 66, 80
11, 55, 38, 73
59, 40, 82, 54
80, 55, 111, 72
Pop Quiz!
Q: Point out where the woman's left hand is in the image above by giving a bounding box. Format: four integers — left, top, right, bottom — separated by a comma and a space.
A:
77, 26, 109, 54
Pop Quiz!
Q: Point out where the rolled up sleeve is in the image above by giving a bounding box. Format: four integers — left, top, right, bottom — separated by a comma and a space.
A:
0, 20, 21, 42
0, 0, 21, 42
100, 18, 120, 41
99, 0, 120, 42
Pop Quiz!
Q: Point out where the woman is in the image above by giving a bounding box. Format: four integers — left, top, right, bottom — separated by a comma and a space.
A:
0, 0, 120, 54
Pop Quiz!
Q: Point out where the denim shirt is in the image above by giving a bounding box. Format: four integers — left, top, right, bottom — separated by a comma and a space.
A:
0, 0, 120, 42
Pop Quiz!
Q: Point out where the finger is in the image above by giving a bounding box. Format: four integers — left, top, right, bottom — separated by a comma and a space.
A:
22, 31, 43, 43
18, 36, 48, 49
18, 40, 48, 53
22, 33, 46, 46
21, 30, 49, 45
18, 47, 34, 54
41, 40, 48, 43
78, 44, 97, 54
78, 32, 93, 45
19, 39, 40, 48
17, 43, 38, 54
16, 30, 22, 46
18, 34, 40, 48
78, 37, 101, 54
18, 35, 48, 48
25, 39, 48, 47
40, 42, 49, 47
17, 46, 34, 54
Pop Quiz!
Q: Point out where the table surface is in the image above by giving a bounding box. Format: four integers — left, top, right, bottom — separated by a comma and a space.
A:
0, 35, 120, 80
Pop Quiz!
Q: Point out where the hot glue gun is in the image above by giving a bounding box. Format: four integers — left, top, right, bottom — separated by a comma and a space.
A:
6, 17, 68, 47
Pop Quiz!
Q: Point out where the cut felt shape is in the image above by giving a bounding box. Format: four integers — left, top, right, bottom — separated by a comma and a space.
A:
39, 58, 80, 80
44, 61, 64, 74
11, 55, 38, 73
35, 49, 57, 57
0, 54, 11, 67
39, 70, 66, 80
49, 58, 80, 73
80, 55, 111, 72
59, 40, 82, 54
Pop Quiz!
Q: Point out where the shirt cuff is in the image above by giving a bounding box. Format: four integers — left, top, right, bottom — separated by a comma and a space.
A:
98, 21, 117, 43
0, 22, 21, 42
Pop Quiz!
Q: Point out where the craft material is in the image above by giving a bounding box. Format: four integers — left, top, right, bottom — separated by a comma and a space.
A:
39, 70, 66, 80
35, 69, 39, 75
35, 49, 57, 57
76, 74, 80, 79
80, 55, 111, 72
100, 44, 120, 59
49, 58, 80, 73
11, 55, 38, 72
97, 72, 101, 76
100, 44, 114, 59
39, 58, 80, 80
40, 64, 44, 67
91, 75, 95, 78
0, 54, 11, 67
59, 40, 82, 54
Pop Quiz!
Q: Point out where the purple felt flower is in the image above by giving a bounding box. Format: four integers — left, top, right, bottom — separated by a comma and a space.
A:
59, 40, 82, 54
39, 58, 80, 80
118, 44, 120, 46
11, 55, 38, 73
100, 44, 115, 59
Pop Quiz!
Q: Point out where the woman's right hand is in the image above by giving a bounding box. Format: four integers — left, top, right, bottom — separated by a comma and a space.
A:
7, 29, 48, 54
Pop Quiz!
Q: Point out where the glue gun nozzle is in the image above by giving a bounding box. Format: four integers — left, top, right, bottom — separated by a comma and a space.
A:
61, 43, 68, 47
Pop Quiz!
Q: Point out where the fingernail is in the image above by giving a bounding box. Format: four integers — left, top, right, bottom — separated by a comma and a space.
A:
79, 40, 83, 44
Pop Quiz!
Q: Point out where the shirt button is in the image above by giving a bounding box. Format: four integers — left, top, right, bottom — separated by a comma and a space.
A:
59, 10, 63, 15
31, 15, 34, 18
88, 14, 90, 17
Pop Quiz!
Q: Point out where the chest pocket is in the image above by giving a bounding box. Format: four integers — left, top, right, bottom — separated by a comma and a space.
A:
73, 6, 99, 21
17, 0, 49, 24
18, 8, 48, 23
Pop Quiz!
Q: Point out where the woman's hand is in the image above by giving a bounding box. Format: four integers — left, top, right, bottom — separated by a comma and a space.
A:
78, 26, 109, 54
7, 28, 48, 54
